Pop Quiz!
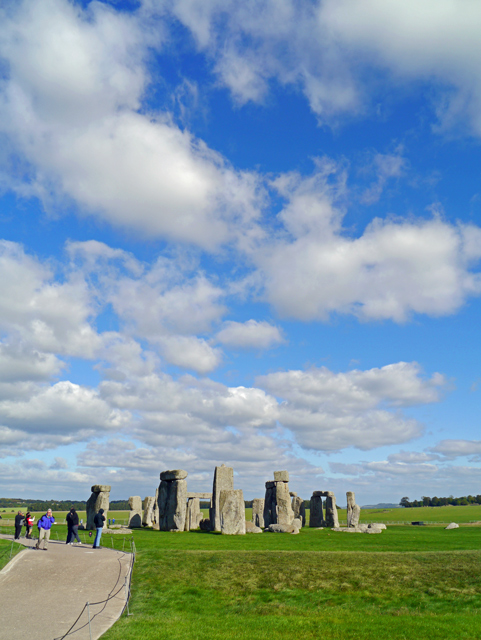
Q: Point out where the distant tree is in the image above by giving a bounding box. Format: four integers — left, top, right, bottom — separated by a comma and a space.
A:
399, 497, 411, 508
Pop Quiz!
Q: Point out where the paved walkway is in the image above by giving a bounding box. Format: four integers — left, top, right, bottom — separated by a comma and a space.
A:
0, 535, 133, 640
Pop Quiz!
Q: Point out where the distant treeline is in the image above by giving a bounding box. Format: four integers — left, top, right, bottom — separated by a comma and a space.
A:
0, 498, 130, 511
400, 495, 481, 508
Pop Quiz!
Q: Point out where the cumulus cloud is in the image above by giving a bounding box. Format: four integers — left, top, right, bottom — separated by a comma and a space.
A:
253, 164, 481, 321
216, 319, 284, 349
0, 0, 264, 249
430, 439, 481, 461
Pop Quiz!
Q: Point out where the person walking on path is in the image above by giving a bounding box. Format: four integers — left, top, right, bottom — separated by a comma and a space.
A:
35, 509, 55, 550
25, 511, 35, 539
93, 508, 105, 549
14, 511, 24, 540
66, 507, 82, 545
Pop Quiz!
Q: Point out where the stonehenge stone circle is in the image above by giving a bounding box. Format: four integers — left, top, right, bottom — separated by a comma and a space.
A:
264, 471, 295, 527
252, 498, 265, 528
128, 496, 142, 528
209, 464, 234, 532
86, 485, 111, 530
142, 496, 156, 527
309, 492, 324, 527
309, 491, 339, 528
346, 491, 361, 528
158, 469, 188, 531
219, 489, 246, 535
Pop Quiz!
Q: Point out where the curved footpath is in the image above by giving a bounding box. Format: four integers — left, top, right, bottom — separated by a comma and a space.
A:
0, 534, 133, 640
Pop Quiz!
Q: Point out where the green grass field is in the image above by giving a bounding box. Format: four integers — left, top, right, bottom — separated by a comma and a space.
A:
97, 524, 481, 640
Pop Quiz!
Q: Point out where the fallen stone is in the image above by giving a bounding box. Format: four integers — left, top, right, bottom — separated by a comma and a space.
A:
267, 523, 299, 534
445, 522, 459, 530
245, 520, 263, 533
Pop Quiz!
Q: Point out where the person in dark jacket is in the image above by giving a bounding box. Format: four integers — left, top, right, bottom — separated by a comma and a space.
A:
14, 511, 24, 540
66, 507, 82, 545
25, 512, 35, 538
35, 509, 55, 550
93, 508, 105, 549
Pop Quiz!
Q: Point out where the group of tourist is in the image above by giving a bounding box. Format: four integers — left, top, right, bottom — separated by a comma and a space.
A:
11, 507, 106, 550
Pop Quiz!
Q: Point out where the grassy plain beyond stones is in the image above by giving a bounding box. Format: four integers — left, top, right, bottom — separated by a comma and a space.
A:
101, 525, 481, 640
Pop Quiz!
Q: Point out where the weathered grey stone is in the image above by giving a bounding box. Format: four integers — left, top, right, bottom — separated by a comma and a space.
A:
245, 520, 263, 533
267, 523, 299, 534
91, 485, 111, 493
187, 492, 212, 500
264, 479, 294, 527
274, 470, 289, 482
309, 494, 324, 527
292, 496, 306, 527
445, 522, 459, 530
289, 491, 298, 498
86, 485, 110, 530
219, 489, 246, 535
325, 493, 339, 528
209, 465, 234, 532
158, 471, 188, 531
252, 498, 265, 528
152, 487, 159, 530
142, 496, 155, 527
128, 496, 142, 528
199, 518, 211, 531
334, 523, 384, 534
346, 491, 361, 528
160, 469, 188, 481
185, 497, 203, 531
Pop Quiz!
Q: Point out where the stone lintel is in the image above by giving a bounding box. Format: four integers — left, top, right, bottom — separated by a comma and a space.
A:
160, 469, 188, 481
273, 470, 289, 482
91, 485, 111, 493
187, 492, 212, 500
312, 490, 334, 497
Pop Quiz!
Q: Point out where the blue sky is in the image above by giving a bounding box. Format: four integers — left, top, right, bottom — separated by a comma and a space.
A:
1, 0, 481, 504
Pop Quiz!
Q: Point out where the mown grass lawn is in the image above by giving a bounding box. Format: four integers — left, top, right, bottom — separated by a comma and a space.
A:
101, 526, 481, 640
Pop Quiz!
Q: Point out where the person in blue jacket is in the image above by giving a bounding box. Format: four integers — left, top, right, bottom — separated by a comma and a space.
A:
35, 509, 55, 550
93, 508, 105, 549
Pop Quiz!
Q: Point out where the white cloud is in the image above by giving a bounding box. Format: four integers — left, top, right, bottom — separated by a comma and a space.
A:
0, 0, 264, 249
430, 439, 481, 461
216, 319, 284, 349
0, 341, 64, 382
254, 165, 481, 321
157, 335, 222, 374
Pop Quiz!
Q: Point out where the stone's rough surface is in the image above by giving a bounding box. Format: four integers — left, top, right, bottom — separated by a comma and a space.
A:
292, 518, 302, 529
199, 518, 211, 531
142, 496, 156, 527
267, 523, 299, 534
309, 494, 324, 527
445, 522, 459, 530
128, 496, 142, 528
346, 491, 361, 528
160, 469, 188, 481
86, 486, 110, 530
264, 478, 294, 527
292, 496, 306, 527
152, 487, 159, 530
219, 489, 246, 535
252, 498, 265, 528
91, 485, 111, 493
325, 493, 339, 528
334, 524, 384, 534
289, 491, 298, 497
245, 520, 263, 533
210, 465, 234, 532
187, 492, 212, 500
158, 470, 188, 531
274, 470, 289, 482
185, 497, 203, 531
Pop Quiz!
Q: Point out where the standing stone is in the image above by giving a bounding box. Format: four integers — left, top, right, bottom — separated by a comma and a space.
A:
292, 496, 306, 527
325, 492, 339, 528
142, 496, 155, 527
220, 489, 246, 535
86, 485, 111, 530
252, 498, 265, 528
346, 491, 361, 528
209, 465, 234, 532
158, 469, 188, 531
128, 496, 142, 528
263, 472, 294, 527
152, 487, 160, 530
309, 492, 324, 527
185, 497, 203, 531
